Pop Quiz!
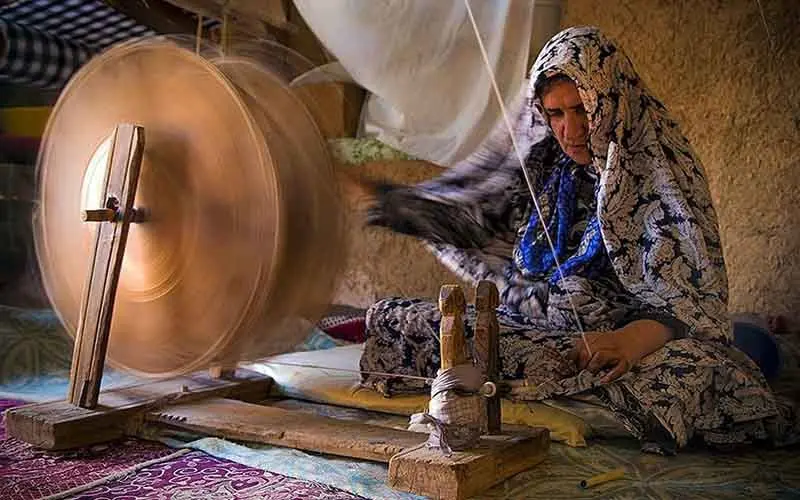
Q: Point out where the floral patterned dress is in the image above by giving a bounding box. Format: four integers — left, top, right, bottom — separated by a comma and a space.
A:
359, 26, 799, 454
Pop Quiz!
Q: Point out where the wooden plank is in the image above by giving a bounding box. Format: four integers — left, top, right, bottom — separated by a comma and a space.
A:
474, 280, 501, 434
439, 284, 467, 369
103, 0, 200, 35
5, 369, 271, 450
388, 428, 550, 500
164, 0, 292, 38
69, 124, 144, 408
147, 398, 427, 462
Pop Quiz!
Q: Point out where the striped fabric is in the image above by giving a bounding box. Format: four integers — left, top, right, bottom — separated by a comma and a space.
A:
0, 0, 157, 89
0, 18, 94, 89
0, 0, 155, 51
0, 0, 216, 90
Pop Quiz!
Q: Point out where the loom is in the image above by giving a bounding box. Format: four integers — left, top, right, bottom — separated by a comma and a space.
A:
3, 36, 549, 500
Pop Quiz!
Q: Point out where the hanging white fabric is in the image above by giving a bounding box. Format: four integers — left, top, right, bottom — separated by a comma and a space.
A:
292, 0, 535, 166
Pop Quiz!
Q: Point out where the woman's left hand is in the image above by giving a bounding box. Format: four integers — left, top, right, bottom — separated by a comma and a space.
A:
568, 320, 674, 384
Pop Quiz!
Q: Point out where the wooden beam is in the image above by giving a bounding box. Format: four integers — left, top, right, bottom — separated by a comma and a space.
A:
103, 0, 200, 35
68, 124, 144, 408
5, 369, 272, 450
147, 397, 427, 462
439, 285, 468, 369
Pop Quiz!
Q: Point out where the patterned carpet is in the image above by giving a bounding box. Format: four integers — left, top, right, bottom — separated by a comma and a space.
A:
2, 304, 800, 499
0, 400, 177, 499
66, 450, 365, 500
185, 399, 800, 500
0, 399, 366, 500
482, 438, 800, 499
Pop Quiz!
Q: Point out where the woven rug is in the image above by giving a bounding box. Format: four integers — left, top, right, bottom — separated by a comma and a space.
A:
0, 399, 366, 500
0, 400, 180, 500
72, 449, 365, 500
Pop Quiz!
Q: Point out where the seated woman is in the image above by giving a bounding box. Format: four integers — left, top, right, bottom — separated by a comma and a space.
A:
355, 26, 797, 454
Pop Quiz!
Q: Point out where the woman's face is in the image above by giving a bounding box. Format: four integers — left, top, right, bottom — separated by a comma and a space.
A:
540, 78, 591, 165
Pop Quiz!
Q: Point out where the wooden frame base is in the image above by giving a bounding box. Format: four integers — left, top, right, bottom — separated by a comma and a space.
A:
389, 431, 549, 500
4, 368, 271, 450
4, 369, 549, 499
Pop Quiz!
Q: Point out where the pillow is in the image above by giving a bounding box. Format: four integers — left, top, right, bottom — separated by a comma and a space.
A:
245, 344, 589, 447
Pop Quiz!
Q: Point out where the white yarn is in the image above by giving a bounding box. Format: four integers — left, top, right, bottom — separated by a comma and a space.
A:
409, 363, 486, 455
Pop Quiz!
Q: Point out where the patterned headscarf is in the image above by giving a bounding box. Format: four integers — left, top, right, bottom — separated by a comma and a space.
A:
526, 26, 730, 341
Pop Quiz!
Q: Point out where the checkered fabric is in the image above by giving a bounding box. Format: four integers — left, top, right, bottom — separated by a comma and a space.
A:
0, 18, 94, 89
0, 1, 223, 89
0, 0, 159, 89
0, 0, 155, 51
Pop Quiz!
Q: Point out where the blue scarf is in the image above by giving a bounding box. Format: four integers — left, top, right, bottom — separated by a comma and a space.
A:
514, 157, 606, 284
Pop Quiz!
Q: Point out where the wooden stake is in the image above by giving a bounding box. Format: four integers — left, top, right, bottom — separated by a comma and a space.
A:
439, 285, 467, 370
474, 280, 501, 434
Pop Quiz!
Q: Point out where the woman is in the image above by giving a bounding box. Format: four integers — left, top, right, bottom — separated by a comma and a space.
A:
355, 26, 797, 454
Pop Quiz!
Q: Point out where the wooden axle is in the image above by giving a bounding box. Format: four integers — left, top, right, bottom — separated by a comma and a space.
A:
81, 206, 146, 223
81, 208, 117, 222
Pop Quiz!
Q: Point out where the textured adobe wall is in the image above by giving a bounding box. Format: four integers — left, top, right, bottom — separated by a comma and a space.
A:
334, 0, 799, 324
562, 0, 800, 323
333, 160, 465, 308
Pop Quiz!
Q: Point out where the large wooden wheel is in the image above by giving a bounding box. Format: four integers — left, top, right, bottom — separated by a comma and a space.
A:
35, 36, 346, 377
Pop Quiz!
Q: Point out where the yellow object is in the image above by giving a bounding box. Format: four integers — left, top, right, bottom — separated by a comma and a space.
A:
580, 467, 626, 489
246, 343, 589, 446
0, 107, 52, 137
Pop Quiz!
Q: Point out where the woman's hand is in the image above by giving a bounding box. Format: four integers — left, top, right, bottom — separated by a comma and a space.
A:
568, 320, 674, 384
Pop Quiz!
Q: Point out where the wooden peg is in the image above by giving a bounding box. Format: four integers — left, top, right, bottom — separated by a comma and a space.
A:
209, 365, 237, 379
439, 284, 467, 370
474, 280, 501, 434
82, 208, 117, 222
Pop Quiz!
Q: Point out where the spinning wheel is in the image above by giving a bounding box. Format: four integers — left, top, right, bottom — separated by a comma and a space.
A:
6, 36, 549, 500
35, 36, 346, 382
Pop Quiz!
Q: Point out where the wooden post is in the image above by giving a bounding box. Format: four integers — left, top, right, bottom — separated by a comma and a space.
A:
474, 280, 501, 435
68, 124, 144, 409
439, 285, 467, 370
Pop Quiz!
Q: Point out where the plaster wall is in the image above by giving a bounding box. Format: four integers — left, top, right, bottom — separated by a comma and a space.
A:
562, 0, 800, 323
334, 0, 799, 326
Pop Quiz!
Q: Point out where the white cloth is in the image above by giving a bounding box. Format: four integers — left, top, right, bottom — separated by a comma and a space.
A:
292, 0, 535, 166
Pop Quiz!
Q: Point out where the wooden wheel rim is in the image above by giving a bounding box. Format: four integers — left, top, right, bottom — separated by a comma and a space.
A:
33, 37, 332, 377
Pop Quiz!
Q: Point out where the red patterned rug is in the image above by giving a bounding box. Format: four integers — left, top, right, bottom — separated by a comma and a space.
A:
73, 449, 364, 499
0, 399, 364, 499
